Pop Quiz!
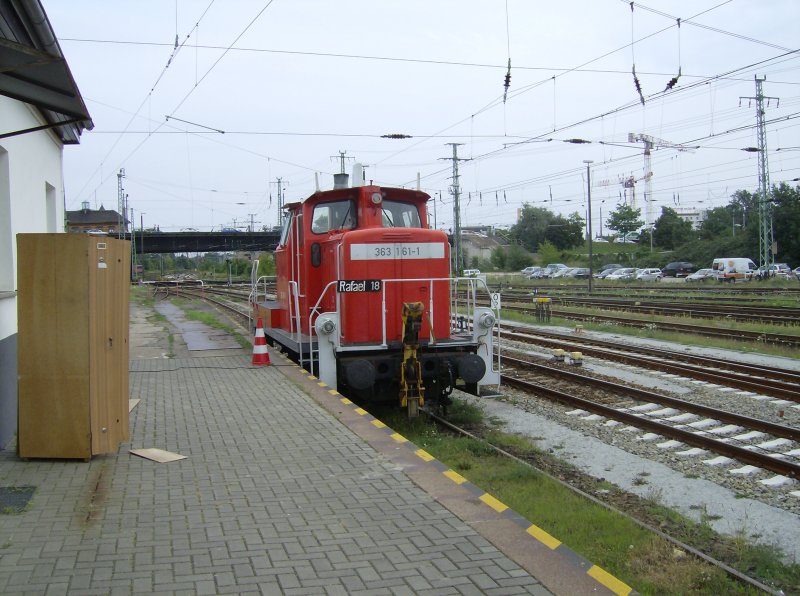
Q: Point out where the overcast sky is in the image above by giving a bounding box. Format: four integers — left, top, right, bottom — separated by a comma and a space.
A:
44, 0, 799, 234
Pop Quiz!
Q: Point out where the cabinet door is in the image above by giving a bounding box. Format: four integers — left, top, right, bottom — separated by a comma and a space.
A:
88, 238, 130, 454
18, 234, 91, 459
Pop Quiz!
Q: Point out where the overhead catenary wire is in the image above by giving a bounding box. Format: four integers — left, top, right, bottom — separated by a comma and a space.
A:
60, 2, 799, 231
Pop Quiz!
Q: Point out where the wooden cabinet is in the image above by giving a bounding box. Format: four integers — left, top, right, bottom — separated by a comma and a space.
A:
17, 234, 130, 459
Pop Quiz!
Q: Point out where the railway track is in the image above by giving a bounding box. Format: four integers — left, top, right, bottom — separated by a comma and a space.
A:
501, 301, 800, 347
546, 296, 800, 326
502, 324, 800, 402
500, 355, 800, 479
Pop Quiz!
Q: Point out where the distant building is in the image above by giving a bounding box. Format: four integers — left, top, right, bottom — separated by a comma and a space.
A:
461, 230, 503, 263
674, 207, 708, 230
66, 202, 124, 234
0, 1, 93, 449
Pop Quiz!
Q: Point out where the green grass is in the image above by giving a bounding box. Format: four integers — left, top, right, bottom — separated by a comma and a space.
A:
183, 307, 251, 349
382, 401, 798, 595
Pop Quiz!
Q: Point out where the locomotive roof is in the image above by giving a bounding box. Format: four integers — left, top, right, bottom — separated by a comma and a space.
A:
282, 186, 430, 212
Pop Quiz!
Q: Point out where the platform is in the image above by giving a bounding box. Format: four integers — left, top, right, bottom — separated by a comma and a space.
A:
0, 348, 627, 594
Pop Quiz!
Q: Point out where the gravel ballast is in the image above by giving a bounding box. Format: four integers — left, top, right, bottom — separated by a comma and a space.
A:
476, 323, 800, 562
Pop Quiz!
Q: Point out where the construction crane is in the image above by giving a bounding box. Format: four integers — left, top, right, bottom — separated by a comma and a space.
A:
628, 133, 696, 226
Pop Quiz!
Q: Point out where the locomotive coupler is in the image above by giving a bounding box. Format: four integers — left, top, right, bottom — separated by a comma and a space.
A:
400, 302, 425, 417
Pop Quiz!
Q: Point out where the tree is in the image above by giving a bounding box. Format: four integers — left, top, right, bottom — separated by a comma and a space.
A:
505, 243, 532, 270
771, 182, 800, 264
699, 206, 735, 240
509, 205, 555, 252
544, 212, 585, 249
536, 240, 561, 265
605, 204, 643, 238
652, 207, 694, 250
490, 246, 507, 270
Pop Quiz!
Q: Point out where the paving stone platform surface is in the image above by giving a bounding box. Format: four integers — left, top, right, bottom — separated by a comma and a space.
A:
0, 355, 554, 594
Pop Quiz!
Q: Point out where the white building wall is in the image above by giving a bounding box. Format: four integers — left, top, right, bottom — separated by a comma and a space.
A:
0, 94, 66, 448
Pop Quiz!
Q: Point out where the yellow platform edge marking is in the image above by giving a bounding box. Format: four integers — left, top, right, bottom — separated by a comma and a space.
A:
526, 524, 561, 550
587, 565, 632, 596
443, 469, 467, 484
414, 448, 434, 462
328, 389, 339, 396
339, 397, 352, 404
354, 407, 368, 416
371, 420, 386, 429
317, 382, 327, 388
308, 375, 317, 380
390, 432, 408, 443
479, 493, 508, 513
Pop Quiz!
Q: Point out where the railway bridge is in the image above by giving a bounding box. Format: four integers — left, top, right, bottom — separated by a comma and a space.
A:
117, 230, 281, 254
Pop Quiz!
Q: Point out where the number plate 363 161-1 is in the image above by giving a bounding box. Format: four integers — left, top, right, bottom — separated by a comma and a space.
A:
350, 242, 445, 260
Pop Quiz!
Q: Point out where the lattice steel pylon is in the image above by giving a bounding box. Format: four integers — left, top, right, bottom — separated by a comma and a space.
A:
741, 76, 778, 270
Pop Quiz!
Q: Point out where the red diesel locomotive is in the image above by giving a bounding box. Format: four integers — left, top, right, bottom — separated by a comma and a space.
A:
251, 173, 500, 415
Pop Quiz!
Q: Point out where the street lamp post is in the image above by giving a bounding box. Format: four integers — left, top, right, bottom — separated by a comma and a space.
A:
140, 213, 145, 277
584, 160, 594, 293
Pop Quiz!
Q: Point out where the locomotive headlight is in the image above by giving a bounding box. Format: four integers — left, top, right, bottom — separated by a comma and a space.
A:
478, 312, 496, 329
320, 319, 336, 335
370, 192, 382, 205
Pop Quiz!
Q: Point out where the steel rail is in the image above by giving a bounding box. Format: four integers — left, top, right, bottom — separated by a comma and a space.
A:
549, 297, 800, 325
500, 374, 800, 479
535, 309, 800, 347
502, 355, 800, 442
505, 324, 800, 384
504, 329, 800, 403
461, 295, 800, 347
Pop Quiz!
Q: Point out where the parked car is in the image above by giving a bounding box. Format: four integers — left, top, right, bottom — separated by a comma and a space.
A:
662, 261, 696, 278
614, 232, 639, 243
595, 267, 621, 279
772, 263, 792, 278
529, 268, 548, 279
794, 266, 800, 280
606, 267, 637, 280
566, 267, 591, 279
550, 267, 573, 279
636, 268, 662, 281
685, 268, 715, 282
544, 263, 569, 277
462, 269, 481, 277
522, 267, 543, 279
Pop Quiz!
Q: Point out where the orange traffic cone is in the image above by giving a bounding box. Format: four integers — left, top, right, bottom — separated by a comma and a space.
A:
252, 318, 271, 366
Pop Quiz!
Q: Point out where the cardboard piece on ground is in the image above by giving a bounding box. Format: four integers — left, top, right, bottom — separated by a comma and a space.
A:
129, 448, 187, 463
129, 399, 140, 412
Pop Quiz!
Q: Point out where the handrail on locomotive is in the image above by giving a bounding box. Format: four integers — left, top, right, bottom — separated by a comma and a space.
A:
250, 270, 502, 395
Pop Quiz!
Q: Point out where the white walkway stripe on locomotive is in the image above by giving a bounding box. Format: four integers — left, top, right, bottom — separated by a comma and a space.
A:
350, 242, 445, 260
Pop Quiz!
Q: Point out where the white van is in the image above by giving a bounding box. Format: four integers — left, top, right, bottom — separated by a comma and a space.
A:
462, 269, 481, 277
711, 258, 756, 282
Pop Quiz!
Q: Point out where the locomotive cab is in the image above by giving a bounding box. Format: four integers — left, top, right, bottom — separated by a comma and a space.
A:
252, 175, 500, 415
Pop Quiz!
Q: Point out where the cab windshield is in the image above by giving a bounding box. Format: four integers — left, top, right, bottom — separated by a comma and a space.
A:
381, 200, 422, 228
311, 200, 356, 234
